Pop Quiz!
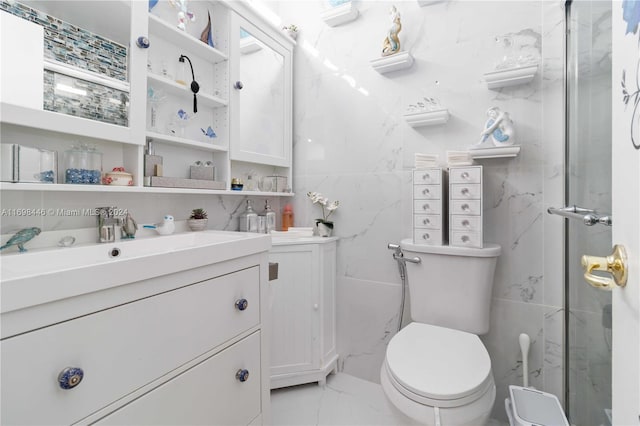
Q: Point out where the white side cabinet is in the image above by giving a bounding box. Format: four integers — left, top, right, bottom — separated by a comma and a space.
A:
269, 237, 338, 389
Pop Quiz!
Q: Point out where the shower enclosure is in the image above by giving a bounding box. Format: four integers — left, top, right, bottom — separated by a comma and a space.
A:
565, 1, 612, 424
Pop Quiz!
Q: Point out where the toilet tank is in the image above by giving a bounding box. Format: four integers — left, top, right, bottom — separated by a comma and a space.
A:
400, 239, 501, 335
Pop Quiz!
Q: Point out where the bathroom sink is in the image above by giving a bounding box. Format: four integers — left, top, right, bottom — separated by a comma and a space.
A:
0, 231, 271, 315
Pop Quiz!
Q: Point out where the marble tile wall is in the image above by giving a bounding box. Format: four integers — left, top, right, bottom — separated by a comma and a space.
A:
275, 0, 566, 421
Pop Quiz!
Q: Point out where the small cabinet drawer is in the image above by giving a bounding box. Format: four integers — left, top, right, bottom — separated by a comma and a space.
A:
413, 185, 441, 200
450, 184, 481, 200
413, 169, 441, 185
1, 267, 260, 425
450, 215, 481, 232
450, 200, 482, 216
414, 214, 441, 229
413, 229, 443, 245
449, 167, 482, 184
413, 199, 442, 215
450, 231, 483, 248
95, 332, 262, 426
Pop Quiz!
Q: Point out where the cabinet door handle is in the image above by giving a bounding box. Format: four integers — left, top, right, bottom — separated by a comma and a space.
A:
461, 235, 470, 243
313, 304, 319, 310
460, 171, 470, 180
422, 233, 430, 240
422, 203, 430, 211
422, 173, 430, 180
234, 81, 244, 90
236, 369, 250, 382
422, 188, 430, 195
461, 188, 470, 196
58, 367, 84, 390
461, 203, 470, 212
136, 36, 150, 49
235, 298, 248, 311
461, 219, 470, 228
423, 218, 430, 225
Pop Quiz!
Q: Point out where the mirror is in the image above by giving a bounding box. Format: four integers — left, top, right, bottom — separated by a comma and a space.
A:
237, 26, 285, 159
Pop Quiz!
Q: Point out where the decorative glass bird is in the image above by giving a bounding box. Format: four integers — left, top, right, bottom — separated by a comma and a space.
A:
122, 213, 138, 239
143, 215, 175, 235
0, 227, 41, 253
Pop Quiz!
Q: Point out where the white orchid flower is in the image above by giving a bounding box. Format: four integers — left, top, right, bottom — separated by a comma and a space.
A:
327, 201, 339, 211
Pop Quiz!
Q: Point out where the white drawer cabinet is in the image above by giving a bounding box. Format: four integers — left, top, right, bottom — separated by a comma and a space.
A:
1, 254, 271, 425
269, 237, 338, 389
95, 332, 262, 426
413, 168, 446, 245
449, 165, 483, 248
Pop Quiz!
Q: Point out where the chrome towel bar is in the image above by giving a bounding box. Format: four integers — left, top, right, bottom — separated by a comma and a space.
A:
547, 205, 612, 227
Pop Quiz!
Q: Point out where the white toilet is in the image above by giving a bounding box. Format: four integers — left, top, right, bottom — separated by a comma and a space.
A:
381, 239, 501, 426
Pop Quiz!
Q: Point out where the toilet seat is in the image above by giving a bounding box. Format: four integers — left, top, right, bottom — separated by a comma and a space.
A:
385, 322, 493, 408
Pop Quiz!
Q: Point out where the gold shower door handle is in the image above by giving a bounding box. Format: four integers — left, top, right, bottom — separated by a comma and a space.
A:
580, 245, 628, 290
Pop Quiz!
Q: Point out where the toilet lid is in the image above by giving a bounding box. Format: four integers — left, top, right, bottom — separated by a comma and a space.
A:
385, 323, 492, 401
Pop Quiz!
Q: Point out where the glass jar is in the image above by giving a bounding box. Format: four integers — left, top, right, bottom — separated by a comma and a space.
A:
64, 144, 102, 184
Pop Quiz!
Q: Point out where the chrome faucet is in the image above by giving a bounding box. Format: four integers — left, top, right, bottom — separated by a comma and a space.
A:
97, 207, 120, 243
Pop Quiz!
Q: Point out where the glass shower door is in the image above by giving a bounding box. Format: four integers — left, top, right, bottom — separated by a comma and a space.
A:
566, 1, 612, 424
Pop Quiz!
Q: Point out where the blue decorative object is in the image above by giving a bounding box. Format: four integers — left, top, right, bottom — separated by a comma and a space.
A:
34, 170, 55, 183
136, 36, 150, 49
149, 0, 159, 12
65, 168, 102, 184
0, 227, 41, 253
623, 0, 640, 35
201, 126, 217, 138
178, 109, 189, 120
328, 0, 350, 7
200, 11, 215, 48
57, 367, 84, 390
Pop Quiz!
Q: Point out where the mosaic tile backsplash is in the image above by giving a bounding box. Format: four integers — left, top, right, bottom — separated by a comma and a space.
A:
44, 70, 129, 127
0, 1, 128, 82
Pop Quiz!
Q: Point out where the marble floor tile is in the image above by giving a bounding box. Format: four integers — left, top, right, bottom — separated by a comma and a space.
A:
271, 373, 509, 426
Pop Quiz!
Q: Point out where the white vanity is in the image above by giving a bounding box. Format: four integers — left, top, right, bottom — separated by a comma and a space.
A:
0, 231, 272, 425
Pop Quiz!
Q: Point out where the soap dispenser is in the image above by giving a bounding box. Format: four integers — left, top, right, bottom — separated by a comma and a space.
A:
262, 200, 276, 234
239, 200, 258, 232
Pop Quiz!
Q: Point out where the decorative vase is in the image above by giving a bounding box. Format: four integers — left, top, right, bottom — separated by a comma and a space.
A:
315, 220, 333, 237
188, 218, 208, 231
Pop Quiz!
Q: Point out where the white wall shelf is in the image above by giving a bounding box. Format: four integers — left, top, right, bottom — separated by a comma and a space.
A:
468, 145, 521, 159
483, 63, 538, 89
146, 131, 228, 152
1, 103, 137, 145
320, 2, 359, 27
0, 182, 294, 196
147, 73, 228, 108
404, 109, 450, 127
148, 14, 228, 64
417, 0, 446, 6
370, 51, 414, 74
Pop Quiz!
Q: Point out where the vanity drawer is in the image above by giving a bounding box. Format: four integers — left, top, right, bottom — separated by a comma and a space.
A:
450, 231, 483, 248
413, 185, 441, 200
450, 200, 482, 216
414, 214, 441, 229
95, 332, 262, 425
450, 215, 482, 232
413, 229, 443, 245
1, 267, 260, 425
413, 199, 442, 215
449, 166, 482, 184
413, 169, 441, 185
450, 184, 481, 200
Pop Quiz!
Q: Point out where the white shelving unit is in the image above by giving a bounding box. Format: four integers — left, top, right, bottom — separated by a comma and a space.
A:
483, 64, 539, 89
1, 1, 294, 198
404, 109, 450, 127
147, 14, 227, 64
0, 182, 294, 196
145, 131, 228, 152
147, 73, 228, 108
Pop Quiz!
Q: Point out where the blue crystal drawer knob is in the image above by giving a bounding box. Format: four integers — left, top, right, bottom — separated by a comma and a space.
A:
58, 367, 84, 390
136, 36, 150, 48
236, 369, 250, 382
235, 298, 248, 311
